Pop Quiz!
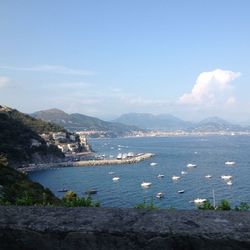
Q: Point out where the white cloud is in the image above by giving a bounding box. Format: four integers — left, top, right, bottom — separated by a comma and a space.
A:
179, 69, 241, 105
0, 65, 93, 76
0, 76, 10, 87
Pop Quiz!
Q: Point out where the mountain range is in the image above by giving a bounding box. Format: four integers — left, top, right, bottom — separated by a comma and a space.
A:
31, 109, 141, 137
31, 109, 248, 133
114, 113, 245, 132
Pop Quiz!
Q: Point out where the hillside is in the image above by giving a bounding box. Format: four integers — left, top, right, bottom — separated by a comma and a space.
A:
0, 105, 64, 165
32, 109, 141, 137
0, 156, 60, 205
113, 113, 193, 130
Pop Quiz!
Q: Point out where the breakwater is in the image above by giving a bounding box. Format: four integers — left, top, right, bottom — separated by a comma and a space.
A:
19, 153, 154, 172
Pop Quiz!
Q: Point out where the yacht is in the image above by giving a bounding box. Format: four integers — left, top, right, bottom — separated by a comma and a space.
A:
150, 162, 157, 166
141, 182, 152, 188
178, 190, 185, 194
156, 192, 164, 198
221, 175, 232, 180
225, 161, 235, 165
187, 163, 197, 168
172, 176, 180, 181
194, 198, 207, 204
157, 174, 165, 178
112, 177, 120, 181
205, 175, 212, 179
116, 153, 122, 160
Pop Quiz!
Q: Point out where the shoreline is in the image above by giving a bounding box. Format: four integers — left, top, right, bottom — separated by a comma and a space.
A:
19, 153, 155, 172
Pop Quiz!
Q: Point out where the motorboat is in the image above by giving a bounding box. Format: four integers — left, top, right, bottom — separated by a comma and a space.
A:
221, 175, 232, 180
57, 188, 68, 192
116, 153, 122, 160
194, 198, 207, 204
187, 163, 197, 168
157, 174, 165, 178
156, 192, 164, 198
141, 182, 152, 188
178, 190, 185, 194
227, 180, 233, 185
225, 161, 235, 165
181, 171, 187, 175
172, 176, 180, 181
205, 175, 212, 179
85, 189, 97, 195
150, 162, 157, 166
112, 177, 120, 181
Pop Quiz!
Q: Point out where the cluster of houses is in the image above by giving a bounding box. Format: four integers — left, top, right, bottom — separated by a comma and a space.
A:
38, 131, 91, 154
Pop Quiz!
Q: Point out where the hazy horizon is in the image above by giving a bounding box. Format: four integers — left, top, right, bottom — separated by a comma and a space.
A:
1, 1, 250, 122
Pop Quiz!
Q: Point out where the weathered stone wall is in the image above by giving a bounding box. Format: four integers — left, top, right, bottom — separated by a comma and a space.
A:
0, 206, 249, 250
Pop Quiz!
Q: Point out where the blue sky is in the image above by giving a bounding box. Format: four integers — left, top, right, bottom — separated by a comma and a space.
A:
0, 0, 250, 122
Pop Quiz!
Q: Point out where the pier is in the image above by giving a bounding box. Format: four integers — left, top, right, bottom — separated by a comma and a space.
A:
19, 153, 155, 172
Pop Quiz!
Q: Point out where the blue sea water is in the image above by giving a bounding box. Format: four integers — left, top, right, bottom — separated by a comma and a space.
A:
28, 136, 250, 209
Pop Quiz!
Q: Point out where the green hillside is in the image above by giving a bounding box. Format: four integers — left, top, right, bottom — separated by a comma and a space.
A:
0, 156, 60, 205
0, 105, 64, 164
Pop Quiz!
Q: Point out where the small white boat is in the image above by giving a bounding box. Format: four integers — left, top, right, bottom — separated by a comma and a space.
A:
172, 176, 180, 181
157, 174, 165, 178
205, 175, 212, 179
194, 198, 207, 204
156, 192, 164, 198
178, 190, 185, 194
112, 177, 120, 181
227, 180, 233, 185
221, 175, 232, 180
116, 153, 122, 159
150, 162, 157, 166
181, 171, 187, 175
108, 171, 115, 175
225, 161, 235, 165
141, 182, 152, 188
187, 163, 197, 168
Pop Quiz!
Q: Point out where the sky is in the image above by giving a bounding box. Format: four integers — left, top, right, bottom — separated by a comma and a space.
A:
1, 0, 250, 122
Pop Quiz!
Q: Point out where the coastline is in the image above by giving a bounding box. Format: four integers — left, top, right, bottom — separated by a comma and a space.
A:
19, 153, 155, 172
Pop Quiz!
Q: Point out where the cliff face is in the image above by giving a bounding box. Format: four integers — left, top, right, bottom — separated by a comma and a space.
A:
0, 206, 250, 250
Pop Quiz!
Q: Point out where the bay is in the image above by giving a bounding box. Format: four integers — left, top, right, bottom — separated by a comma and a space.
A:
28, 136, 250, 209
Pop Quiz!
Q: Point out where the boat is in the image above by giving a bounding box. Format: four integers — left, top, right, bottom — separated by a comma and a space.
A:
193, 198, 207, 204
205, 175, 212, 179
57, 188, 68, 192
172, 176, 180, 181
122, 153, 128, 159
181, 171, 187, 175
225, 161, 235, 165
157, 174, 165, 178
141, 182, 152, 188
187, 163, 197, 168
178, 190, 185, 194
227, 180, 233, 186
156, 192, 164, 198
116, 153, 122, 160
221, 175, 232, 180
150, 162, 157, 166
85, 189, 97, 195
127, 152, 134, 158
112, 177, 120, 181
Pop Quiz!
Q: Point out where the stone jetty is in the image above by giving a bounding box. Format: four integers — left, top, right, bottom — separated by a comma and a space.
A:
19, 153, 155, 172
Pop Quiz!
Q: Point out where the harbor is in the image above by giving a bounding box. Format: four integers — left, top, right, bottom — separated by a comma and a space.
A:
20, 153, 155, 172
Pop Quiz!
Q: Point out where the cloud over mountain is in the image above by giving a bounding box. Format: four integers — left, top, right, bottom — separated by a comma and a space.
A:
179, 69, 241, 105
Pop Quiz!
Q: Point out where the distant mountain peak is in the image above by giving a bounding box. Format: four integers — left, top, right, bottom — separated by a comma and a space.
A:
36, 108, 66, 114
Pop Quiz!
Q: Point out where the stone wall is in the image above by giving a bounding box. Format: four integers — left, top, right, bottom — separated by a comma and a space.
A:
0, 206, 249, 250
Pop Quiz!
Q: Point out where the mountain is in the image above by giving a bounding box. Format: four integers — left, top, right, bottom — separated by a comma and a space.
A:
194, 116, 242, 132
0, 105, 64, 165
32, 109, 142, 137
113, 113, 193, 130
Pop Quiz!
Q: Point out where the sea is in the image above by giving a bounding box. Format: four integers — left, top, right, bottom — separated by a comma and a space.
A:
28, 136, 250, 209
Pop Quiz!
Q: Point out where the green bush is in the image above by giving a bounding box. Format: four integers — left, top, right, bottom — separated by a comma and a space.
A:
217, 199, 231, 210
